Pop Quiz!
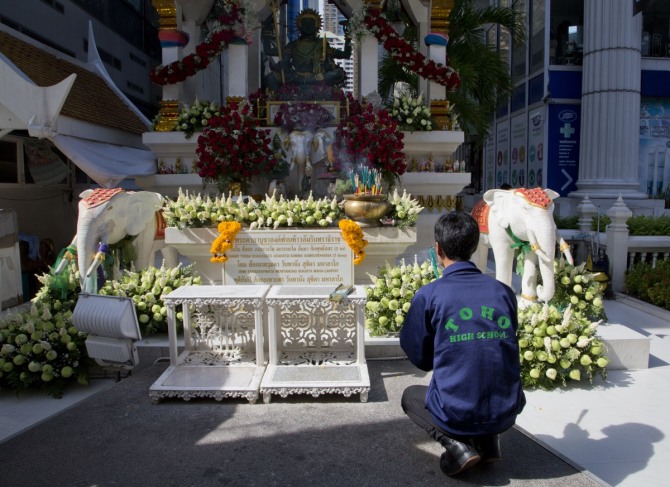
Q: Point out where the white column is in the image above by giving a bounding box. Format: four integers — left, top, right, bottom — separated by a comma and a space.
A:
571, 0, 646, 199
426, 44, 446, 102
359, 34, 379, 99
179, 18, 199, 103
223, 44, 248, 99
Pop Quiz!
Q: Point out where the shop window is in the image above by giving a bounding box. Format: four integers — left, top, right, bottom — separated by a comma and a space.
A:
529, 0, 545, 74
642, 3, 670, 58
550, 0, 584, 65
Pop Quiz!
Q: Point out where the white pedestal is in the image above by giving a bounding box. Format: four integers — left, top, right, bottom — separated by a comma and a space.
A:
149, 285, 270, 403
261, 285, 370, 403
598, 323, 650, 370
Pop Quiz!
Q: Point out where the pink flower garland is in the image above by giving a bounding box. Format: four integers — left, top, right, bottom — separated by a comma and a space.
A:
150, 3, 245, 86
364, 9, 461, 91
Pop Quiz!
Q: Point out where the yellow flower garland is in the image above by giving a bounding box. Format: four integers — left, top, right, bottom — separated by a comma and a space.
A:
210, 221, 242, 263
338, 219, 368, 265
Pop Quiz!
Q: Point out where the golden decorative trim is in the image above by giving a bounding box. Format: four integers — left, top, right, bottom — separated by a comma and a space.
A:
521, 293, 538, 302
155, 99, 179, 132
431, 0, 454, 35
152, 0, 177, 31
559, 242, 570, 252
430, 100, 452, 130
414, 195, 462, 211
364, 0, 383, 7
530, 243, 541, 252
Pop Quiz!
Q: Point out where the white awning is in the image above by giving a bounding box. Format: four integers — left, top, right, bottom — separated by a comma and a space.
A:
50, 134, 155, 188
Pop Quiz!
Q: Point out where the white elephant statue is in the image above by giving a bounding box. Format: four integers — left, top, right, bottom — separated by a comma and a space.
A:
282, 129, 315, 197
471, 187, 573, 304
55, 188, 178, 292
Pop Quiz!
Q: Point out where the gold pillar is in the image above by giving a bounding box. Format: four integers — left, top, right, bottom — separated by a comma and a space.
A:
152, 1, 178, 129
431, 0, 454, 36
155, 99, 179, 132
152, 0, 177, 30
430, 100, 452, 131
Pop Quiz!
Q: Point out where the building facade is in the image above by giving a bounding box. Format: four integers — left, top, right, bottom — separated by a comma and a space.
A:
483, 0, 670, 215
0, 0, 161, 118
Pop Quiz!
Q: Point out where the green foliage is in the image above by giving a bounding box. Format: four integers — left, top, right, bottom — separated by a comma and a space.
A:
626, 215, 670, 236
445, 0, 526, 141
591, 215, 610, 232
625, 260, 670, 310
554, 215, 579, 230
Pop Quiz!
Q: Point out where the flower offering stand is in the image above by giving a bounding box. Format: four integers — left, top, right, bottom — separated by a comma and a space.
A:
261, 285, 369, 403
149, 285, 269, 404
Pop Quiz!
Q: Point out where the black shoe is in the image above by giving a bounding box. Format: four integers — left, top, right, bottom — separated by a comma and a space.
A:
471, 435, 501, 463
439, 438, 481, 476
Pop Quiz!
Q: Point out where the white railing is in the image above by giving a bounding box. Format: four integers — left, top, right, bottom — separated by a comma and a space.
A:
559, 196, 670, 292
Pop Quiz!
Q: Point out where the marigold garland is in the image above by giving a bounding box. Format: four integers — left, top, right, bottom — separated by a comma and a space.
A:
339, 219, 368, 265
364, 9, 460, 91
210, 221, 242, 263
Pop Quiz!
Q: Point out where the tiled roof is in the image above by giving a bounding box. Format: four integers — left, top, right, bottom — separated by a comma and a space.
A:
0, 31, 148, 135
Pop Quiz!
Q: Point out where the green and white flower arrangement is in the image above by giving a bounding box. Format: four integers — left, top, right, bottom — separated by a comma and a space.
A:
0, 263, 88, 397
386, 189, 423, 228
517, 258, 609, 389
517, 303, 608, 389
163, 188, 424, 230
364, 258, 440, 336
176, 99, 222, 138
162, 189, 342, 229
390, 93, 433, 131
98, 263, 201, 335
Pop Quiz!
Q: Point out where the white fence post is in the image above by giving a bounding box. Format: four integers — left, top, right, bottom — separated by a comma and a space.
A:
606, 195, 632, 293
577, 195, 597, 263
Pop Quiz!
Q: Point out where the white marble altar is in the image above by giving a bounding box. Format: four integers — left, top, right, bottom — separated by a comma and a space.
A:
149, 284, 270, 403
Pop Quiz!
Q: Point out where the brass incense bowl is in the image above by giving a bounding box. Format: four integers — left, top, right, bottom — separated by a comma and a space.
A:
342, 194, 390, 227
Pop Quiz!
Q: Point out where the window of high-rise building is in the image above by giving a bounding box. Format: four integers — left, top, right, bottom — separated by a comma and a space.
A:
550, 0, 584, 66
641, 2, 670, 58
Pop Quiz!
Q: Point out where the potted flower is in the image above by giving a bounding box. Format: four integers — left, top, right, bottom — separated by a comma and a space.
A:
389, 93, 434, 131
194, 101, 280, 193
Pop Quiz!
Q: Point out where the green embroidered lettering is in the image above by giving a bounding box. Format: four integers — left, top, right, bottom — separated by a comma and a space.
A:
444, 318, 458, 332
497, 316, 511, 329
480, 306, 495, 320
459, 307, 473, 320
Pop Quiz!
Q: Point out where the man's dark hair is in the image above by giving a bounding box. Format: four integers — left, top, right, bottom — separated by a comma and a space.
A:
434, 211, 480, 261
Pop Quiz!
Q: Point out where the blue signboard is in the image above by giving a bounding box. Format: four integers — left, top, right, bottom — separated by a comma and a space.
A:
547, 104, 580, 196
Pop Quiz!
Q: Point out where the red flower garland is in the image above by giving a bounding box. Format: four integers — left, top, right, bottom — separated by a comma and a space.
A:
364, 9, 461, 91
195, 102, 278, 184
150, 3, 245, 86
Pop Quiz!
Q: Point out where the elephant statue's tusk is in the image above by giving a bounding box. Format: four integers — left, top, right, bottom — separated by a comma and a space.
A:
85, 243, 110, 278
558, 237, 574, 265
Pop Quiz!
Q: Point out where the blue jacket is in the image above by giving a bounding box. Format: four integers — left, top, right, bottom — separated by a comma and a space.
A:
400, 261, 526, 437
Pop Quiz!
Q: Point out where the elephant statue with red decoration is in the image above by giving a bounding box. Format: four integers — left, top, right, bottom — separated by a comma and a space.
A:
55, 188, 178, 292
471, 187, 573, 305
